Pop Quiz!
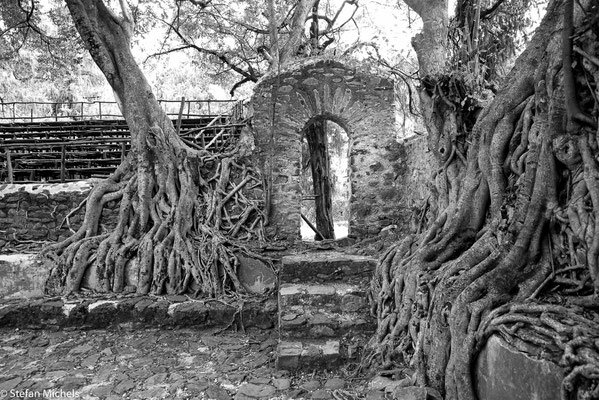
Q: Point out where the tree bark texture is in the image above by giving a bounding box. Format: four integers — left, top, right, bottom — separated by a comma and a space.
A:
367, 0, 599, 399
42, 0, 267, 297
306, 120, 335, 240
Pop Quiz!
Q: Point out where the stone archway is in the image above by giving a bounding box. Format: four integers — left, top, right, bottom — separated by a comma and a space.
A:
251, 58, 402, 241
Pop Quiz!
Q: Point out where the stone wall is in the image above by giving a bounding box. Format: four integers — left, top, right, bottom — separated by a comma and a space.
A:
392, 135, 437, 234
0, 181, 119, 249
251, 58, 404, 240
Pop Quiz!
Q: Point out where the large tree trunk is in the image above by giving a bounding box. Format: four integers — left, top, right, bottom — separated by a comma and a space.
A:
306, 120, 335, 240
367, 0, 599, 399
43, 0, 264, 296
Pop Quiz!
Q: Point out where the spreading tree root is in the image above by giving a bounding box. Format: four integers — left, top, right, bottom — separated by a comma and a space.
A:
363, 3, 599, 398
42, 130, 269, 297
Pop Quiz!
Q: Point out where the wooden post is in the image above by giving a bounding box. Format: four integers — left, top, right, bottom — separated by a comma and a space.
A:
81, 102, 84, 119
99, 102, 102, 119
60, 145, 66, 183
30, 108, 33, 122
301, 212, 324, 241
121, 142, 126, 162
5, 149, 14, 184
187, 101, 191, 118
176, 96, 185, 135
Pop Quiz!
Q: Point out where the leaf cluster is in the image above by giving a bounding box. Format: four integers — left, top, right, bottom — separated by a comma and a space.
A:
449, 0, 543, 91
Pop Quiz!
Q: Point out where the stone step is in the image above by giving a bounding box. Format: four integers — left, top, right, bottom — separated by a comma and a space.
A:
278, 282, 374, 339
276, 339, 342, 371
279, 307, 374, 339
279, 283, 368, 312
280, 251, 376, 285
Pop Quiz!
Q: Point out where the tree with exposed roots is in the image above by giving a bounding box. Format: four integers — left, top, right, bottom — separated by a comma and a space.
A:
42, 0, 269, 297
366, 0, 599, 399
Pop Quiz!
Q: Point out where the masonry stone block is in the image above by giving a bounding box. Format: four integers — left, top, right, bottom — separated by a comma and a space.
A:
475, 334, 563, 400
0, 181, 119, 245
251, 58, 405, 240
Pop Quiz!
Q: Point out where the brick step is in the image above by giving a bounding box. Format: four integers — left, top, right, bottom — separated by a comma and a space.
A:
280, 251, 376, 285
276, 339, 342, 371
279, 282, 368, 311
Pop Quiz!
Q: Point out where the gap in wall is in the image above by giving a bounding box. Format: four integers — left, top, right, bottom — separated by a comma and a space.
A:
300, 119, 350, 241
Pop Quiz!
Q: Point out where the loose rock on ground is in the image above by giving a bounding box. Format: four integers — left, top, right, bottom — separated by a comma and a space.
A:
0, 327, 390, 399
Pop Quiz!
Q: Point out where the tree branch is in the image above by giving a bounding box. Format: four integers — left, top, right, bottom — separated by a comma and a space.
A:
480, 0, 506, 19
159, 17, 258, 82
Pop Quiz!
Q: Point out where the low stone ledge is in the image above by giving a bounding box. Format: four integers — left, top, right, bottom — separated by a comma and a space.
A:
280, 251, 376, 284
0, 295, 277, 330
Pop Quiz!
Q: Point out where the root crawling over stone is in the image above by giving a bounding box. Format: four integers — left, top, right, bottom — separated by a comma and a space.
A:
43, 129, 268, 297
364, 0, 599, 398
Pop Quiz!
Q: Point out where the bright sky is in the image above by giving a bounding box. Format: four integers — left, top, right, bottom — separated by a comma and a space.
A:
26, 0, 546, 102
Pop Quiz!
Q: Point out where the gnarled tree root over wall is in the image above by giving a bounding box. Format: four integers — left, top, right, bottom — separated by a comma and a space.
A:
365, 0, 599, 399
42, 128, 268, 298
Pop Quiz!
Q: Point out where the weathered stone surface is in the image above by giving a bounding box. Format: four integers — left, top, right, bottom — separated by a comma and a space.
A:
475, 334, 564, 400
280, 251, 376, 284
237, 254, 276, 294
276, 341, 302, 370
272, 378, 291, 390
311, 389, 332, 399
250, 58, 414, 240
0, 181, 120, 246
3, 328, 362, 400
169, 301, 209, 324
236, 383, 276, 399
300, 380, 321, 391
391, 386, 427, 400
0, 254, 51, 298
365, 391, 386, 400
324, 378, 345, 390
0, 295, 276, 329
0, 376, 23, 391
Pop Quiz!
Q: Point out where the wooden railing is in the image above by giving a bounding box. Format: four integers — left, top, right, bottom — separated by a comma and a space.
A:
1, 115, 245, 183
0, 99, 242, 123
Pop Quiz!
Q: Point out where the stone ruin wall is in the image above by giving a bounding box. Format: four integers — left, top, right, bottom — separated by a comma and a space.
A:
0, 181, 119, 249
250, 58, 435, 240
0, 136, 434, 250
0, 60, 436, 249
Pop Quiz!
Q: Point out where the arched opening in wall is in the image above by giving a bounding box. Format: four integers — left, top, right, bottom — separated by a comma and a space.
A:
300, 119, 350, 241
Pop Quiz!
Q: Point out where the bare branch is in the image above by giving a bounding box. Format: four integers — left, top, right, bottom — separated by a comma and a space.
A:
178, 0, 212, 8
158, 17, 258, 82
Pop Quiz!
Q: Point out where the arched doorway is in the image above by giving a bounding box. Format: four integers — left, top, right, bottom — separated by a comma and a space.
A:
300, 119, 350, 241
251, 58, 402, 241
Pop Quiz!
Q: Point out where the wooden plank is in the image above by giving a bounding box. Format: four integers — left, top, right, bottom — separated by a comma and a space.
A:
300, 212, 324, 240
5, 148, 13, 184
176, 96, 185, 135
0, 115, 242, 182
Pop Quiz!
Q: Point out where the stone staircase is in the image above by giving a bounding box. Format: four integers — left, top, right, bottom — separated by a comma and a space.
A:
275, 251, 377, 370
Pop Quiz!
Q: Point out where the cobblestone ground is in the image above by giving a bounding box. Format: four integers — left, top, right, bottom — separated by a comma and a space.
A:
0, 327, 375, 400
